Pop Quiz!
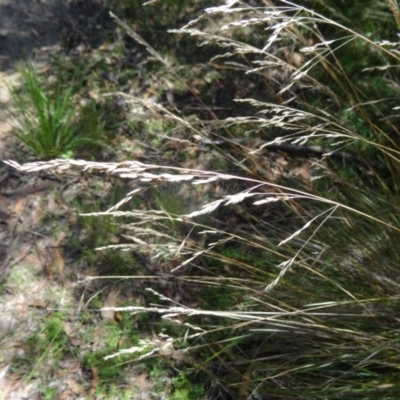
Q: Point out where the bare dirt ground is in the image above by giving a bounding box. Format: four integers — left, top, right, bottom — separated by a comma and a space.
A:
0, 0, 70, 71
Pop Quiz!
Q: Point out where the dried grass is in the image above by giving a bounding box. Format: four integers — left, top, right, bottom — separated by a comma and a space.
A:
6, 0, 400, 397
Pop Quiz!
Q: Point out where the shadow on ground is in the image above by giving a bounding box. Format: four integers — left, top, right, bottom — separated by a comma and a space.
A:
0, 0, 109, 72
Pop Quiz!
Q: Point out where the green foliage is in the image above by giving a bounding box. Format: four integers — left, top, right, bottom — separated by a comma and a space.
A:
11, 64, 109, 159
78, 213, 118, 250
154, 188, 185, 216
83, 322, 138, 381
85, 350, 129, 381
198, 285, 239, 311
70, 192, 142, 273
307, 0, 395, 40
40, 386, 58, 400
13, 312, 68, 381
170, 371, 206, 400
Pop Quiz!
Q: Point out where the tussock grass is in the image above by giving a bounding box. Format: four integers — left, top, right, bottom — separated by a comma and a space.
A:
7, 0, 400, 398
11, 64, 109, 160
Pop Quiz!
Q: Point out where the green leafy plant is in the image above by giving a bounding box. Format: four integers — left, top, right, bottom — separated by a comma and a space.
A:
11, 64, 108, 159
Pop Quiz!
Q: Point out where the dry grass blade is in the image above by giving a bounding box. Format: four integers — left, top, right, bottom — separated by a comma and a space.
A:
5, 159, 399, 231
385, 0, 400, 30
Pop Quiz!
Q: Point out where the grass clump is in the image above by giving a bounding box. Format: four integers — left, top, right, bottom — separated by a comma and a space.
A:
11, 64, 109, 160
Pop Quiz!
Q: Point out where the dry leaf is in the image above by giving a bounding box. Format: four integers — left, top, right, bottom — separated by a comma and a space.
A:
171, 349, 193, 364
89, 90, 100, 100
100, 290, 119, 321
156, 338, 174, 357
53, 248, 64, 276
90, 366, 99, 399
46, 193, 58, 214
28, 300, 47, 308
115, 312, 123, 323
46, 193, 69, 216
110, 234, 120, 244
0, 365, 10, 383
59, 390, 74, 400
66, 378, 85, 395
42, 232, 66, 276
98, 42, 111, 51
13, 198, 25, 214
30, 207, 45, 225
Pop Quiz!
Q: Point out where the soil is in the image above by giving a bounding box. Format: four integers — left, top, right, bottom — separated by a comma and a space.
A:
0, 0, 66, 71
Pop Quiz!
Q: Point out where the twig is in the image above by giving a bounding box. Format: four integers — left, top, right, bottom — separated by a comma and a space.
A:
208, 137, 379, 168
